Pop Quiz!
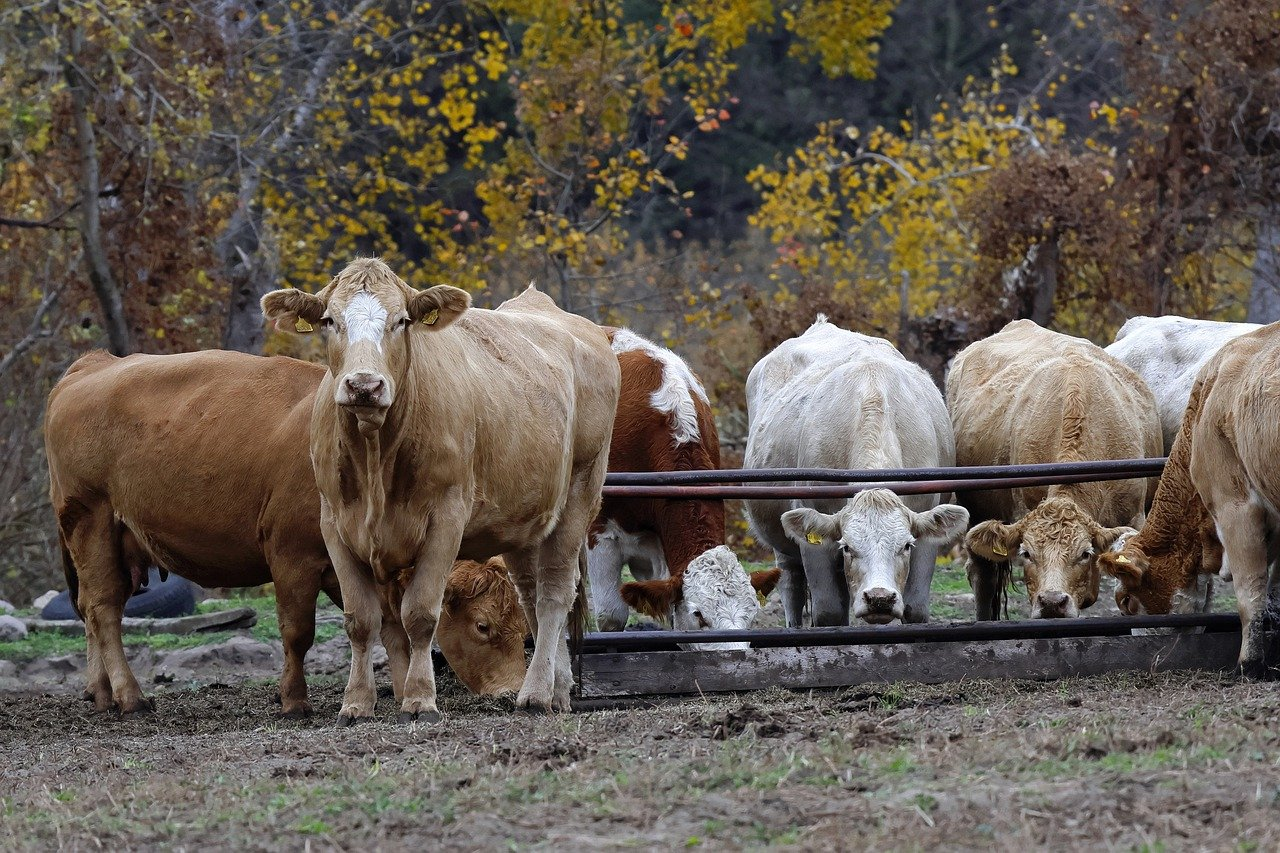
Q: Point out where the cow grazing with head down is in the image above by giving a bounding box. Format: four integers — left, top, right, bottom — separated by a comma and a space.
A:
44, 350, 342, 716
262, 259, 619, 721
438, 557, 529, 695
587, 328, 779, 636
1105, 315, 1261, 453
1100, 323, 1280, 676
947, 319, 1162, 620
744, 318, 969, 627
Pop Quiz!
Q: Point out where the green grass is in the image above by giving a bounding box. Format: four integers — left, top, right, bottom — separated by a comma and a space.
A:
0, 592, 342, 663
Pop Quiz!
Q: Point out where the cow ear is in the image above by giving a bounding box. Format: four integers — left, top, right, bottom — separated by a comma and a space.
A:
620, 578, 680, 620
966, 519, 1021, 561
780, 508, 841, 547
1097, 548, 1145, 587
261, 288, 326, 333
749, 568, 782, 598
408, 285, 470, 329
1093, 525, 1137, 554
910, 504, 970, 544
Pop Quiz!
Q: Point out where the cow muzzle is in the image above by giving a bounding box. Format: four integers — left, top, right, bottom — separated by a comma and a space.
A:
1031, 590, 1077, 619
337, 370, 392, 409
855, 587, 901, 625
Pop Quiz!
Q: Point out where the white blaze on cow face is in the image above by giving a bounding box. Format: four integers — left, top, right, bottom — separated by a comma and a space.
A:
332, 290, 397, 411
782, 490, 968, 625
673, 546, 763, 651
343, 290, 389, 352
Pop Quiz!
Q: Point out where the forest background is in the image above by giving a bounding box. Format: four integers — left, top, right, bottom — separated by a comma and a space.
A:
2, 0, 1277, 602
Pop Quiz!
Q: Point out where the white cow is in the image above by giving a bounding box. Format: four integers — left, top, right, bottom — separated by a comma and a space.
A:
744, 318, 969, 627
1106, 316, 1261, 453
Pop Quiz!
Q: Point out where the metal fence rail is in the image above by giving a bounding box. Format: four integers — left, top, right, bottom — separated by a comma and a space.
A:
605, 457, 1168, 485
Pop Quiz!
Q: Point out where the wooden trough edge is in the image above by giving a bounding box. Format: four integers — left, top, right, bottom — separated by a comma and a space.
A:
577, 629, 1280, 699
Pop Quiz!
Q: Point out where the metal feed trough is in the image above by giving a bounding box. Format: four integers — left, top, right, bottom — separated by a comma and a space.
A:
574, 458, 1278, 700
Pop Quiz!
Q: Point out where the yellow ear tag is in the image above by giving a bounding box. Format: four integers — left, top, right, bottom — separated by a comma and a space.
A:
756, 591, 768, 607
806, 531, 822, 545
422, 308, 440, 326
992, 542, 1008, 557
295, 318, 313, 333
1115, 554, 1131, 564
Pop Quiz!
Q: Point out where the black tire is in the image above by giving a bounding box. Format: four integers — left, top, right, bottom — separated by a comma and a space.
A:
41, 568, 196, 621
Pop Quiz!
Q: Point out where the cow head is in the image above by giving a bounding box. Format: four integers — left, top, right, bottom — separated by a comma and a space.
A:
1097, 542, 1214, 617
436, 557, 528, 696
620, 546, 781, 650
966, 496, 1136, 619
261, 258, 470, 432
781, 489, 969, 625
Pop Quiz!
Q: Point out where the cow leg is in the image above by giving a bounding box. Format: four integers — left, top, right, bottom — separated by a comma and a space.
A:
586, 534, 627, 632
67, 504, 150, 714
1214, 500, 1275, 678
902, 542, 940, 624
397, 508, 467, 723
776, 552, 808, 628
968, 554, 1002, 621
265, 546, 331, 717
802, 543, 849, 627
325, 523, 381, 725
379, 584, 411, 704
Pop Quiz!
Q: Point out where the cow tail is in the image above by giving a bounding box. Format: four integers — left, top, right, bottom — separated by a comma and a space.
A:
569, 543, 588, 694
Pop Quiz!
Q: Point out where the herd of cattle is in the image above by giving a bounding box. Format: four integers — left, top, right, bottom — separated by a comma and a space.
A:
41, 257, 1279, 722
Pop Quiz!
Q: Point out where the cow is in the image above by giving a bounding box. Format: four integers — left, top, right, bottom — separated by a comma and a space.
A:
1100, 323, 1280, 676
262, 259, 619, 721
947, 319, 1162, 620
1105, 315, 1261, 453
743, 318, 969, 627
587, 328, 779, 634
44, 350, 342, 716
438, 557, 528, 696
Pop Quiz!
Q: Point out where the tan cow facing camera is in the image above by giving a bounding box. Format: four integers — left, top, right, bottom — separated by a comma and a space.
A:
263, 259, 619, 722
947, 320, 1162, 620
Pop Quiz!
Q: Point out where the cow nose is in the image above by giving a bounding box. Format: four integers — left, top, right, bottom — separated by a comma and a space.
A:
1036, 591, 1070, 617
863, 587, 898, 613
344, 374, 384, 399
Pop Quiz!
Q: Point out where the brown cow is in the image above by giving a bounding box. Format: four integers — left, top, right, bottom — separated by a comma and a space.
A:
947, 320, 1162, 619
588, 328, 779, 636
262, 259, 619, 721
438, 558, 528, 695
44, 350, 341, 715
1096, 377, 1222, 617
1100, 323, 1280, 676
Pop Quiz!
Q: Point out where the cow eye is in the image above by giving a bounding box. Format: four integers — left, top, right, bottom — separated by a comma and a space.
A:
902, 542, 913, 554
399, 316, 413, 329
319, 316, 334, 329
841, 543, 856, 557
1079, 548, 1094, 562
1018, 547, 1031, 561
693, 610, 709, 629
475, 622, 490, 635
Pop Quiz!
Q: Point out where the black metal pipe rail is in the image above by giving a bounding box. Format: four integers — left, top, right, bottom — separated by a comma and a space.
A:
605, 458, 1167, 486
579, 612, 1243, 653
603, 468, 1162, 500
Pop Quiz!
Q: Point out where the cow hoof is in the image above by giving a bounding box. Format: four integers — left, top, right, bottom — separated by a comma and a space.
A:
117, 697, 155, 716
516, 700, 551, 715
398, 710, 443, 725
1238, 659, 1279, 681
280, 703, 313, 719
336, 711, 372, 727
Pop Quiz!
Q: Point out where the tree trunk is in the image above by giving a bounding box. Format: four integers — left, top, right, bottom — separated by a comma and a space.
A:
218, 180, 275, 353
1028, 238, 1059, 326
65, 27, 132, 356
1247, 207, 1280, 323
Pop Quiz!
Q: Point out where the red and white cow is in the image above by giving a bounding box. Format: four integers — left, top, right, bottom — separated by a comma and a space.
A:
591, 329, 779, 640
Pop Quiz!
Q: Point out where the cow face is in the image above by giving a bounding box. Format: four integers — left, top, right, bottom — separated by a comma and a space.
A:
967, 496, 1135, 618
261, 259, 470, 431
436, 558, 528, 696
781, 489, 969, 625
620, 546, 781, 650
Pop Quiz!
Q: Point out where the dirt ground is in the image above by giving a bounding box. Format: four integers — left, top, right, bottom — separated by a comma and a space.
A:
3, 663, 1279, 851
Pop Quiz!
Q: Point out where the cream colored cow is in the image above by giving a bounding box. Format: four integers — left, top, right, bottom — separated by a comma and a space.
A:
947, 320, 1162, 619
263, 259, 619, 721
